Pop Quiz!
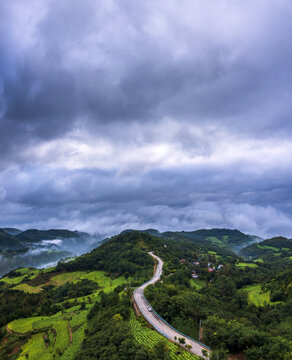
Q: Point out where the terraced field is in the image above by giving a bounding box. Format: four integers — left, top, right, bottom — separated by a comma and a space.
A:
7, 307, 88, 360
129, 311, 200, 360
2, 267, 130, 359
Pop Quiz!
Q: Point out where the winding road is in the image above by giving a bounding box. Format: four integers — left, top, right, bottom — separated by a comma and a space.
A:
133, 252, 211, 358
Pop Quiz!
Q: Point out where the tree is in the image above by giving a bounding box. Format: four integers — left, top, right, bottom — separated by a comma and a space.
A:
202, 349, 208, 358
151, 340, 171, 360
210, 349, 228, 360
178, 337, 186, 344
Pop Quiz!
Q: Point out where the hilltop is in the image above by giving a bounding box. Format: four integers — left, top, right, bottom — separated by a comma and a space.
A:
240, 236, 292, 262
124, 228, 259, 252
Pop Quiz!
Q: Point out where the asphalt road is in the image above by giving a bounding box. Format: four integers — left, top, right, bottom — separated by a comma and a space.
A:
133, 252, 211, 358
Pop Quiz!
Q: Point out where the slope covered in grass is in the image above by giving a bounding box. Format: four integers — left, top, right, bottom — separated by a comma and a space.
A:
129, 311, 200, 360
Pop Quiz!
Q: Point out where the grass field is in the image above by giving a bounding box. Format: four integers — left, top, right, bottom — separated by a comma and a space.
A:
59, 325, 86, 360
190, 279, 206, 290
15, 268, 39, 276
1, 269, 39, 286
17, 333, 53, 360
258, 244, 280, 251
42, 266, 56, 273
76, 270, 128, 290
56, 272, 128, 306
13, 283, 43, 293
236, 262, 258, 268
207, 236, 225, 247
53, 320, 69, 355
129, 311, 200, 359
0, 274, 27, 285
243, 285, 271, 306
7, 316, 46, 333
49, 271, 87, 286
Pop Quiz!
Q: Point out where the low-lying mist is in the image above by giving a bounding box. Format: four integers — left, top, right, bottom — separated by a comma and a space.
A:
0, 233, 104, 277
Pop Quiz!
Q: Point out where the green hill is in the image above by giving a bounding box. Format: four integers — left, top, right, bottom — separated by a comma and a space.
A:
132, 228, 258, 252
0, 230, 291, 360
16, 229, 82, 242
0, 229, 25, 250
240, 236, 292, 261
2, 228, 22, 236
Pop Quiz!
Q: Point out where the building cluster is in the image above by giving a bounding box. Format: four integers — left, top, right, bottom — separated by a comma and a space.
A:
191, 261, 223, 279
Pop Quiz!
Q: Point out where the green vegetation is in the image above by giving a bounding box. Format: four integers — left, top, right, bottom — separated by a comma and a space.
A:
240, 236, 292, 262
0, 230, 291, 360
242, 285, 271, 306
171, 228, 256, 251
75, 270, 128, 290
14, 267, 39, 275
0, 274, 27, 285
190, 279, 206, 290
7, 316, 45, 333
236, 262, 258, 268
17, 333, 52, 360
6, 308, 89, 359
12, 283, 43, 293
129, 311, 199, 359
50, 271, 87, 286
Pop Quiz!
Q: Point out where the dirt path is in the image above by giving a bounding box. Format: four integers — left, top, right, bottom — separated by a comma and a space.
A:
5, 326, 13, 335
68, 323, 73, 346
9, 345, 20, 356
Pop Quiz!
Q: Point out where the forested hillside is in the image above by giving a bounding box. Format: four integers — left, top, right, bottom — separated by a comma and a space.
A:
0, 231, 291, 359
240, 236, 292, 262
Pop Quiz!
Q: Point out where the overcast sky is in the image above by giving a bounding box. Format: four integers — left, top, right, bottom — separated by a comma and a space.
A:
1, 0, 292, 238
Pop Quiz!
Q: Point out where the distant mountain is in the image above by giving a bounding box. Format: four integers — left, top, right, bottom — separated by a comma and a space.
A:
16, 229, 82, 242
0, 228, 92, 276
2, 228, 22, 235
0, 229, 25, 250
126, 228, 259, 252
240, 236, 292, 261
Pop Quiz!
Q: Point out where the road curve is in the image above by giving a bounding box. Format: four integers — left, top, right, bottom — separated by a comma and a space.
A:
133, 252, 211, 358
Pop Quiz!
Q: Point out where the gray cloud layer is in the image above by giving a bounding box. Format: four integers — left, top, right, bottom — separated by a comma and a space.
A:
1, 0, 292, 238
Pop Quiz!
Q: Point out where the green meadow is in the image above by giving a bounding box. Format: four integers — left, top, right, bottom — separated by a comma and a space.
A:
12, 283, 43, 293
49, 271, 87, 286
190, 279, 206, 290
243, 285, 271, 306
236, 262, 258, 268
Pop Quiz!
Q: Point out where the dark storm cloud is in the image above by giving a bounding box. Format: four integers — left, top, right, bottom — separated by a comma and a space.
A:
1, 161, 292, 238
1, 0, 292, 238
2, 0, 292, 148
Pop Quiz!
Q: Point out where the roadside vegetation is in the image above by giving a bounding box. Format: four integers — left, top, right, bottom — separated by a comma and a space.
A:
0, 230, 291, 359
129, 311, 200, 359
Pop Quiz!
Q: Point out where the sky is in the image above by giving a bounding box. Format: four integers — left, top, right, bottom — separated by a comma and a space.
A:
1, 0, 292, 238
